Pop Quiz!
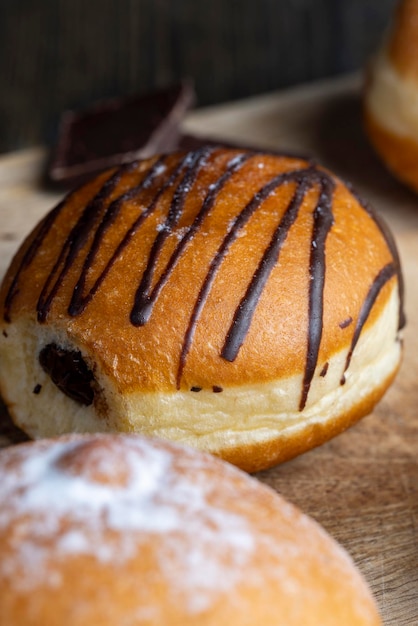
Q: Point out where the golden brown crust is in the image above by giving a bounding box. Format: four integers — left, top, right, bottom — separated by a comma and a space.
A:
215, 359, 400, 473
0, 434, 382, 625
0, 148, 403, 471
364, 106, 418, 193
0, 149, 400, 394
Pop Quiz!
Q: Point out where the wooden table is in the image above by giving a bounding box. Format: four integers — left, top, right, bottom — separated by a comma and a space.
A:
1, 75, 417, 624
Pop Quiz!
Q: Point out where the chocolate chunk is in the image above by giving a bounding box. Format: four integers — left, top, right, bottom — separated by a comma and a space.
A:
319, 362, 329, 377
48, 81, 195, 187
39, 343, 95, 406
339, 316, 353, 329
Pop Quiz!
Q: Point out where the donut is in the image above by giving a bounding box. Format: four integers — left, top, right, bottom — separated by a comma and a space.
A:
364, 0, 418, 192
0, 433, 381, 625
0, 148, 404, 472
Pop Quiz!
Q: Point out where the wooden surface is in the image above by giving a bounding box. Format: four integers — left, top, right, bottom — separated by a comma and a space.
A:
0, 75, 417, 624
0, 0, 397, 153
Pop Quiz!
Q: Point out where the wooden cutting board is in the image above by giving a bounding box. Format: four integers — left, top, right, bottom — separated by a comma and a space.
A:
0, 75, 417, 625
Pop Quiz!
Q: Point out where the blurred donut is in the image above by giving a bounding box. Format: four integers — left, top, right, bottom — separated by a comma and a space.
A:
364, 0, 418, 192
0, 433, 382, 625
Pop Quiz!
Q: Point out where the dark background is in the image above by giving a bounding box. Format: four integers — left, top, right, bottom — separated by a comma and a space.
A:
0, 0, 397, 154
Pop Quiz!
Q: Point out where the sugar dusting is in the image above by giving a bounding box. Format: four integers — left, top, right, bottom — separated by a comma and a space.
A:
0, 435, 379, 623
0, 436, 256, 612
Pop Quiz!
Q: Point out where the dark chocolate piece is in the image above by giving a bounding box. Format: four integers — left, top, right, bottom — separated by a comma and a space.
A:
341, 262, 397, 383
48, 81, 195, 187
38, 343, 95, 406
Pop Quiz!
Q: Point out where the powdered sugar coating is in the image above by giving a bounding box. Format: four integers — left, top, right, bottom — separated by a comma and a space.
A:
0, 434, 378, 623
0, 435, 260, 611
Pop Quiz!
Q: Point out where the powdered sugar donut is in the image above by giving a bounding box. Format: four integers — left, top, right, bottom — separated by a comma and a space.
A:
0, 434, 381, 625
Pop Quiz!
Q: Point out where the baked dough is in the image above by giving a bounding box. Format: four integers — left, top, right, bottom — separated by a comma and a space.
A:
364, 0, 418, 192
0, 433, 382, 625
0, 148, 404, 471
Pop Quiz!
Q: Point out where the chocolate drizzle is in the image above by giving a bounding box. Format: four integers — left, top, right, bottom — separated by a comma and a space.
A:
3, 199, 68, 323
341, 262, 397, 382
68, 155, 170, 317
300, 174, 335, 410
3, 149, 405, 411
130, 151, 252, 327
221, 176, 311, 362
219, 167, 334, 411
37, 165, 135, 323
130, 147, 214, 325
177, 166, 320, 389
346, 182, 406, 331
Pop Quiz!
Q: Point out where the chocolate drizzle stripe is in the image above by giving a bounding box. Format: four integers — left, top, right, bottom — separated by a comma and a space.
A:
3, 198, 69, 322
37, 166, 133, 322
372, 211, 405, 330
300, 174, 335, 411
130, 152, 253, 326
130, 147, 215, 326
221, 177, 311, 362
347, 183, 405, 331
342, 262, 396, 381
68, 156, 169, 316
176, 166, 313, 388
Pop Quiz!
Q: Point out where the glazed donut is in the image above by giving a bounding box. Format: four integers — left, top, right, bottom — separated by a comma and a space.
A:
0, 433, 381, 625
364, 0, 418, 192
0, 148, 404, 471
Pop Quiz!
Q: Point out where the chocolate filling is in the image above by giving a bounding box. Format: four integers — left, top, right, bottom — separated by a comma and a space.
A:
39, 343, 95, 406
